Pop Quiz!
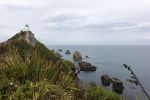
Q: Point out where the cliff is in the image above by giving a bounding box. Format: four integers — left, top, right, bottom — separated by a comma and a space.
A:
0, 30, 60, 66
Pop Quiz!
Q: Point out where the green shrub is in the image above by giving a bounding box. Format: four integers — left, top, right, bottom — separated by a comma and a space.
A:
86, 86, 121, 100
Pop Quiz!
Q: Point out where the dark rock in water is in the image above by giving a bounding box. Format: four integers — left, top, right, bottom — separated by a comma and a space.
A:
85, 55, 89, 58
58, 49, 62, 52
111, 78, 124, 94
80, 66, 96, 71
79, 61, 96, 71
73, 51, 82, 61
79, 61, 91, 67
101, 74, 111, 86
65, 50, 71, 54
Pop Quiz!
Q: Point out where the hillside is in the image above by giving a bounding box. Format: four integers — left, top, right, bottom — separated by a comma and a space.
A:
0, 29, 121, 100
0, 30, 78, 99
0, 31, 60, 66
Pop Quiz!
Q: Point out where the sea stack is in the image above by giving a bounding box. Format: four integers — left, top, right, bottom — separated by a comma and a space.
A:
73, 51, 82, 61
65, 50, 71, 54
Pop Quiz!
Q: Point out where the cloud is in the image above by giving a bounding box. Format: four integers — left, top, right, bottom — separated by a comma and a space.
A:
43, 10, 150, 34
0, 0, 150, 45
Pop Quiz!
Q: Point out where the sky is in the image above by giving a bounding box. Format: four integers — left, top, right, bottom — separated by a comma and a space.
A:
0, 0, 150, 45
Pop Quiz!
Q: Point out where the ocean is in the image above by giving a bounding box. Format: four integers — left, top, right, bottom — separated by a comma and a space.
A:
48, 45, 150, 100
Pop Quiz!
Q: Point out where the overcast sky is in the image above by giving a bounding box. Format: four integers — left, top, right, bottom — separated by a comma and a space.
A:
0, 0, 150, 45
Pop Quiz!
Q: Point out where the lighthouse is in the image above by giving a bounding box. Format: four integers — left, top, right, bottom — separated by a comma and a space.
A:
21, 24, 30, 32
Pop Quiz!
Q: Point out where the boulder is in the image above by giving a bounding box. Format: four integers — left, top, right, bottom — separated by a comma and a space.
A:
101, 74, 111, 86
111, 78, 124, 91
73, 51, 82, 61
79, 61, 91, 67
85, 55, 89, 58
79, 61, 96, 71
80, 66, 96, 71
65, 50, 71, 54
58, 49, 62, 52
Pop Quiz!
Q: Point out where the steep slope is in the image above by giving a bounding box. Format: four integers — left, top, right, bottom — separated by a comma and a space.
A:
0, 30, 78, 100
0, 31, 60, 67
0, 29, 121, 100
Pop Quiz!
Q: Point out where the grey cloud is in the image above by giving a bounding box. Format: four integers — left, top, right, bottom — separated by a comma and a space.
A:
0, 0, 150, 45
43, 11, 141, 33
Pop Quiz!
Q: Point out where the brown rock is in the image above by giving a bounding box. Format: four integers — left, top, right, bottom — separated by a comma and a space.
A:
111, 78, 124, 90
79, 61, 96, 71
101, 74, 111, 86
73, 51, 82, 61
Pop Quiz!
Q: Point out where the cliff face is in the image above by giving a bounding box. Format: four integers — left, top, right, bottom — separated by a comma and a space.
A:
7, 31, 37, 46
0, 30, 60, 68
17, 31, 36, 46
0, 31, 36, 47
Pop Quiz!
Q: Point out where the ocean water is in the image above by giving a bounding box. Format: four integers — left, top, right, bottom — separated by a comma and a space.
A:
48, 45, 150, 100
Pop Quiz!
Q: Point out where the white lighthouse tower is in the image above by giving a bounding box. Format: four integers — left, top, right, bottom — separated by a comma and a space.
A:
21, 24, 30, 32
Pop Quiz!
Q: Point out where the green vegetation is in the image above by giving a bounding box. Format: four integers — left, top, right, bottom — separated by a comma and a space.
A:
0, 33, 122, 100
86, 85, 121, 100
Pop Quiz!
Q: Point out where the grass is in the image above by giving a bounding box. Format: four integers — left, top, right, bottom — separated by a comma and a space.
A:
0, 36, 122, 100
86, 85, 121, 100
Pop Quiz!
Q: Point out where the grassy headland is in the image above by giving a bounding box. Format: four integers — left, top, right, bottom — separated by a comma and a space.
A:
0, 31, 122, 100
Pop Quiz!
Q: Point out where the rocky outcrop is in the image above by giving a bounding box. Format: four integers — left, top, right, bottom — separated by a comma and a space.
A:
1, 30, 37, 47
111, 78, 124, 90
73, 51, 82, 61
111, 78, 124, 94
65, 50, 71, 54
58, 49, 62, 52
79, 61, 96, 71
101, 74, 111, 86
18, 31, 37, 46
1, 25, 37, 47
101, 74, 124, 94
85, 55, 89, 58
25, 31, 36, 46
0, 31, 37, 46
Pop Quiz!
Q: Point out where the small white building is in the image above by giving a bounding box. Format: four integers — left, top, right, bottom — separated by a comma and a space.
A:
21, 24, 30, 32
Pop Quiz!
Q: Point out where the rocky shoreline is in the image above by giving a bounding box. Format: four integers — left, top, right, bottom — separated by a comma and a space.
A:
54, 49, 125, 94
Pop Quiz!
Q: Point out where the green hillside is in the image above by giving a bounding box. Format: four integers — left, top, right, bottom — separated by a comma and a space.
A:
0, 31, 121, 100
